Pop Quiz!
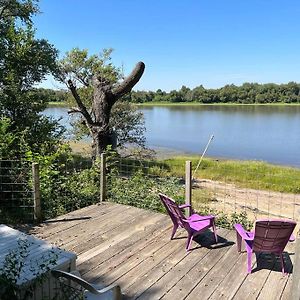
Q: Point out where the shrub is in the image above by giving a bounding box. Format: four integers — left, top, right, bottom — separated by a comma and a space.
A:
107, 169, 185, 212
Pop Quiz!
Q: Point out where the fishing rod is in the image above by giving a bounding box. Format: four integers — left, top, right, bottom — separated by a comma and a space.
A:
192, 134, 214, 180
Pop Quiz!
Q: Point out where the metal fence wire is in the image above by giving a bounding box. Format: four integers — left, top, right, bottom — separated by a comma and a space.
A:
106, 157, 185, 212
191, 163, 300, 226
0, 160, 34, 222
40, 157, 99, 220
1, 156, 299, 226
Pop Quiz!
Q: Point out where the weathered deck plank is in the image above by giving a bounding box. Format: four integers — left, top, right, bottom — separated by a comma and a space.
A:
183, 232, 240, 300
148, 228, 231, 300
280, 275, 293, 299
80, 221, 169, 281
257, 248, 294, 300
39, 204, 128, 247
208, 252, 249, 299
28, 203, 295, 300
81, 218, 171, 279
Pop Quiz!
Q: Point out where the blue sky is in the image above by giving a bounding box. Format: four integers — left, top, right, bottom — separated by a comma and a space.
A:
34, 0, 300, 91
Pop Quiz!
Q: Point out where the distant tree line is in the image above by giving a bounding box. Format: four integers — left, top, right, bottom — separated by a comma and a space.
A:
123, 82, 300, 104
32, 88, 68, 103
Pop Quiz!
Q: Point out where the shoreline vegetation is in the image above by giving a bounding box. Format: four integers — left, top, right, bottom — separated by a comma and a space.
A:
136, 102, 300, 106
45, 80, 300, 107
48, 101, 300, 108
68, 140, 300, 194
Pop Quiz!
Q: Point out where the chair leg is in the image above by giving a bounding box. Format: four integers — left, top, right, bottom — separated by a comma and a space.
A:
212, 221, 218, 243
186, 233, 193, 251
170, 224, 178, 240
247, 250, 252, 274
236, 232, 242, 252
279, 253, 286, 275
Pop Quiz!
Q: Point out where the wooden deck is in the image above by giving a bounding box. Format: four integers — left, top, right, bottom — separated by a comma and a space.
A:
28, 203, 294, 300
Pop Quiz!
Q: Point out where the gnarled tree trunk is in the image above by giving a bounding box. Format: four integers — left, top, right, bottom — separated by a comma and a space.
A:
68, 61, 145, 158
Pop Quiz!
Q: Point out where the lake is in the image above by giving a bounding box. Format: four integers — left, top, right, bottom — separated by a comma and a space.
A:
43, 105, 300, 168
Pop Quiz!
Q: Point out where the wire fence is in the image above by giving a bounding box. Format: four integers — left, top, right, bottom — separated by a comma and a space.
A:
1, 156, 299, 227
0, 160, 34, 222
106, 157, 185, 212
39, 157, 99, 220
191, 164, 300, 227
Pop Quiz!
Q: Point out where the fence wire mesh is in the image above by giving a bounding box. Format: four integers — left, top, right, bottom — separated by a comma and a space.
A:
0, 160, 33, 222
106, 157, 185, 212
1, 156, 299, 227
191, 162, 300, 228
40, 157, 99, 220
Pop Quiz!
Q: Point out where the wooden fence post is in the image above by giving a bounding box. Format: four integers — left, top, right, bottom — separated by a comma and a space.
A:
100, 153, 106, 202
185, 160, 192, 217
291, 231, 300, 299
32, 162, 42, 221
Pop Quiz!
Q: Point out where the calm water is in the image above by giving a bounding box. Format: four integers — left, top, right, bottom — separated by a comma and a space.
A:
43, 105, 300, 167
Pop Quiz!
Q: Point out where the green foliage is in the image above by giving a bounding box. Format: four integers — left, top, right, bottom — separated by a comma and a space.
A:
26, 145, 100, 219
110, 101, 146, 148
106, 157, 252, 230
195, 206, 252, 230
58, 47, 120, 87
58, 49, 146, 151
0, 0, 39, 26
30, 88, 68, 103
128, 82, 300, 104
0, 117, 22, 158
0, 238, 58, 300
0, 0, 63, 159
0, 159, 33, 223
107, 169, 184, 212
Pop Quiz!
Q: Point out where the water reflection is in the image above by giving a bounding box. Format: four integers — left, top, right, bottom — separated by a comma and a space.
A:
141, 104, 300, 115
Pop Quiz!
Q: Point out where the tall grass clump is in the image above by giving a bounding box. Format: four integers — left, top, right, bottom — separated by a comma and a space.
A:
161, 156, 300, 194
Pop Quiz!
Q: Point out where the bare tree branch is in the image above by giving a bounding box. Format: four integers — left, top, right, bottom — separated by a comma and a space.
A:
112, 62, 145, 99
67, 79, 94, 124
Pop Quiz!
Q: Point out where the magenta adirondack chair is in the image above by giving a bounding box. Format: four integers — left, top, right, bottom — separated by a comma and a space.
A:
159, 193, 218, 251
234, 219, 296, 274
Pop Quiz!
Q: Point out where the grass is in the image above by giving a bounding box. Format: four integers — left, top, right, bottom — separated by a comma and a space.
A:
157, 156, 300, 194
68, 140, 92, 156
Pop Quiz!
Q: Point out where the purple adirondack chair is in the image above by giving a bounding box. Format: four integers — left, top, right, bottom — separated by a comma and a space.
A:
234, 219, 296, 274
159, 193, 218, 251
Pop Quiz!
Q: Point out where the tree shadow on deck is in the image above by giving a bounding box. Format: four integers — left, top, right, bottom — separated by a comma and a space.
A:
43, 216, 92, 223
15, 216, 92, 234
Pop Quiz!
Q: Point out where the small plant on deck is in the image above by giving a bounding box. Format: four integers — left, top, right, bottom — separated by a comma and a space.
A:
0, 239, 58, 300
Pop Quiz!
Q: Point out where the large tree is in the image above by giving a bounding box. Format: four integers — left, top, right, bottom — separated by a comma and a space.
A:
58, 48, 145, 157
0, 0, 61, 157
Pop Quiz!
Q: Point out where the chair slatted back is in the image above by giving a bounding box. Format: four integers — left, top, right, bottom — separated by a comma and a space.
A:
159, 193, 188, 229
253, 220, 296, 253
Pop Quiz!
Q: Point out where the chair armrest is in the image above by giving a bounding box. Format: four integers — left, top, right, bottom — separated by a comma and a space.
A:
179, 204, 191, 209
52, 269, 100, 294
183, 215, 215, 223
289, 233, 296, 242
52, 269, 120, 296
234, 224, 254, 241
